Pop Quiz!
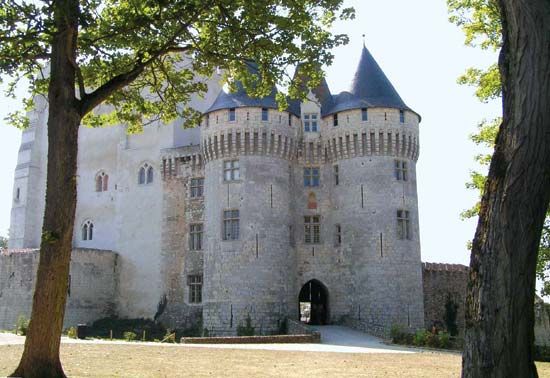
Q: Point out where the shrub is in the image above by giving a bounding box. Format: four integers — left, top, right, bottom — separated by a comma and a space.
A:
438, 332, 451, 348
89, 317, 167, 341
413, 329, 428, 346
15, 315, 29, 336
425, 331, 440, 348
123, 331, 137, 341
66, 327, 77, 339
237, 314, 255, 336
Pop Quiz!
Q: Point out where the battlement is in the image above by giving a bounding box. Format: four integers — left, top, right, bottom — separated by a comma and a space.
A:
422, 262, 469, 273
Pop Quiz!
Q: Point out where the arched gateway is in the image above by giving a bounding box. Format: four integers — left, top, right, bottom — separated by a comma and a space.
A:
298, 280, 329, 325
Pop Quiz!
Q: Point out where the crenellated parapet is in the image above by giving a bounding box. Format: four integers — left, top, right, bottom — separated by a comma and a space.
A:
200, 107, 299, 163
161, 145, 203, 180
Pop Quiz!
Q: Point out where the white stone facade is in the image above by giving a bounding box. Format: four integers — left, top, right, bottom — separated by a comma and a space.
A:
5, 49, 425, 336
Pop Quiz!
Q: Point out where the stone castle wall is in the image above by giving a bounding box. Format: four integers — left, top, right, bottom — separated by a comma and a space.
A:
0, 248, 118, 330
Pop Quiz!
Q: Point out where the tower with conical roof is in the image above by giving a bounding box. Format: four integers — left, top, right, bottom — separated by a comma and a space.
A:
199, 44, 424, 336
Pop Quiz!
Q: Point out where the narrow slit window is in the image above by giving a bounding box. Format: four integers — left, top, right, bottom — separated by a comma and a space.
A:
399, 110, 405, 123
333, 113, 338, 127
361, 108, 368, 121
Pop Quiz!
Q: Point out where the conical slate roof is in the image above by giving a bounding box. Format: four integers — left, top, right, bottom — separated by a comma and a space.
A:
324, 45, 418, 118
205, 63, 301, 117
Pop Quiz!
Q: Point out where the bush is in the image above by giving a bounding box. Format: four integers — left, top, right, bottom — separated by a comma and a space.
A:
236, 314, 255, 336
123, 331, 137, 341
413, 329, 428, 346
15, 315, 29, 336
66, 327, 77, 339
438, 332, 451, 348
390, 324, 412, 344
89, 317, 167, 341
425, 331, 440, 348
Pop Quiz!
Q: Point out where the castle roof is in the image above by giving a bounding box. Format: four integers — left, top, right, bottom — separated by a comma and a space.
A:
205, 62, 301, 117
205, 45, 419, 120
323, 45, 418, 118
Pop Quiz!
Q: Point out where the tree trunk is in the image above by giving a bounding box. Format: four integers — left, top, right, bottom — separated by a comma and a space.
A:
462, 1, 550, 377
11, 0, 80, 377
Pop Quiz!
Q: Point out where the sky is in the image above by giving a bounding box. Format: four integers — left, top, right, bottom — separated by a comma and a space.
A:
0, 0, 501, 266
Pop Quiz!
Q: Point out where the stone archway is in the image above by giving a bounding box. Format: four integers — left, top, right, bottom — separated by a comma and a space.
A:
299, 279, 329, 325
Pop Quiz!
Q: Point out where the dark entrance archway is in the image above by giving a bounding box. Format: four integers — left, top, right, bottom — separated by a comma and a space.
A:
299, 279, 329, 325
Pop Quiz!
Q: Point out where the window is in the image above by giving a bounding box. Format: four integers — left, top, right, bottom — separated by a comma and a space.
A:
15, 187, 20, 202
303, 167, 320, 187
304, 216, 320, 244
81, 220, 93, 241
223, 160, 240, 181
334, 224, 342, 246
206, 114, 210, 127
95, 171, 109, 192
138, 163, 153, 185
303, 113, 318, 132
333, 165, 339, 185
399, 110, 405, 123
288, 114, 292, 126
397, 210, 411, 240
229, 108, 236, 122
223, 209, 240, 240
361, 108, 368, 121
261, 108, 269, 121
333, 113, 338, 127
189, 224, 203, 250
190, 177, 204, 198
187, 275, 202, 303
395, 160, 408, 181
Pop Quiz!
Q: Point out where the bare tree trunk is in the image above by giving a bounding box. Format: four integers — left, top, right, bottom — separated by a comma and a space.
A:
462, 0, 550, 377
11, 0, 80, 377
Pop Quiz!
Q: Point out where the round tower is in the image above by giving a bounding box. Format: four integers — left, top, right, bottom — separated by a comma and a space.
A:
201, 75, 299, 335
319, 45, 424, 336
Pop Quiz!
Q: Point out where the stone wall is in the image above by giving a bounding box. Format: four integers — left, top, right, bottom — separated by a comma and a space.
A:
422, 262, 468, 335
422, 262, 550, 346
0, 248, 118, 330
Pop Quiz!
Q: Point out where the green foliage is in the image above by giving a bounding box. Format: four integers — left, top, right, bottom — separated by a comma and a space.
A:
89, 317, 167, 341
390, 324, 413, 345
15, 315, 29, 336
66, 327, 77, 339
0, 235, 7, 249
413, 329, 428, 346
123, 331, 137, 341
449, 0, 550, 297
439, 332, 451, 349
236, 314, 255, 336
444, 295, 459, 336
0, 0, 355, 131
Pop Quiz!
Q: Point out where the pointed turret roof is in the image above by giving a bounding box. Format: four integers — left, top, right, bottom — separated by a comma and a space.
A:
205, 62, 300, 116
324, 45, 419, 118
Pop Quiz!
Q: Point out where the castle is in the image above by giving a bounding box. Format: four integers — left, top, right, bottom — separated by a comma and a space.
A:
2, 45, 426, 336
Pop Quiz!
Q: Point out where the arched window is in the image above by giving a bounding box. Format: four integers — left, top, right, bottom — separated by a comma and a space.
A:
82, 220, 93, 241
95, 171, 109, 192
138, 163, 154, 185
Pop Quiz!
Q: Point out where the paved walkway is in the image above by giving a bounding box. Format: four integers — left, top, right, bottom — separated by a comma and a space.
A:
0, 326, 417, 354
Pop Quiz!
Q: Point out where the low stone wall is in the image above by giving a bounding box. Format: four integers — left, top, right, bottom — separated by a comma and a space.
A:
287, 319, 319, 336
0, 248, 118, 330
181, 333, 320, 344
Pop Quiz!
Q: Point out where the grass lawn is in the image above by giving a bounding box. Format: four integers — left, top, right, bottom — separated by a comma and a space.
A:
1, 344, 549, 377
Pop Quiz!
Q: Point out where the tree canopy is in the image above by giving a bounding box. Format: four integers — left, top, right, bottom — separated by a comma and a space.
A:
448, 0, 550, 297
0, 0, 354, 131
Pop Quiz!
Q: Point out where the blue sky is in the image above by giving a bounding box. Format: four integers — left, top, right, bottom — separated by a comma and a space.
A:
0, 0, 500, 265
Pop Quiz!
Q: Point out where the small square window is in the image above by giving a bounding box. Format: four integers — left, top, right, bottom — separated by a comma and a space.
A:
262, 108, 269, 121
397, 210, 411, 240
223, 160, 240, 181
303, 113, 318, 132
190, 177, 204, 197
395, 160, 408, 181
303, 167, 320, 187
361, 108, 368, 121
304, 216, 320, 244
189, 223, 203, 250
223, 209, 240, 240
187, 275, 202, 303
